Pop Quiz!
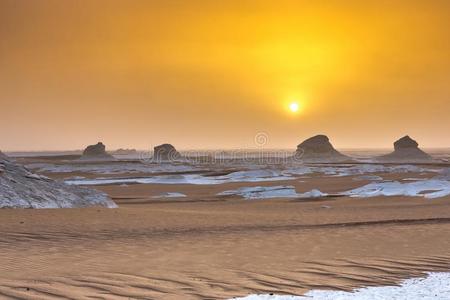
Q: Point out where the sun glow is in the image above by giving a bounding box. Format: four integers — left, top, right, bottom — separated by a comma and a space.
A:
289, 102, 300, 113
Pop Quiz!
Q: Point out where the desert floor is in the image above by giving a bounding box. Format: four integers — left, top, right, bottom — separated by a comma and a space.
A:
0, 158, 449, 299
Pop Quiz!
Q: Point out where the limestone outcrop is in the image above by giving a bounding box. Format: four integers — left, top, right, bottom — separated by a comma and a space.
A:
295, 135, 349, 162
0, 156, 117, 208
153, 144, 181, 162
81, 142, 114, 160
378, 135, 432, 161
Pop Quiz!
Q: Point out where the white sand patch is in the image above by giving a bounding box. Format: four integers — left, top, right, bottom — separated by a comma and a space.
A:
284, 164, 438, 177
216, 178, 450, 200
65, 171, 295, 186
67, 176, 86, 180
34, 162, 441, 178
152, 192, 187, 198
344, 180, 450, 199
231, 272, 450, 300
218, 187, 328, 199
218, 186, 299, 199
63, 164, 446, 191
435, 167, 450, 180
65, 174, 217, 185
297, 189, 328, 198
222, 170, 294, 182
353, 175, 383, 181
26, 162, 200, 175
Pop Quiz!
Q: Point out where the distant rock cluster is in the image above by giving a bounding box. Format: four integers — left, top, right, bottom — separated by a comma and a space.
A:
112, 148, 137, 155
295, 135, 349, 162
81, 142, 114, 160
292, 134, 434, 163
0, 155, 117, 209
153, 144, 181, 162
378, 135, 431, 161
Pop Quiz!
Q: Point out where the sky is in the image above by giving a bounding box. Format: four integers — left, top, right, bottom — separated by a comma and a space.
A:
1, 0, 449, 151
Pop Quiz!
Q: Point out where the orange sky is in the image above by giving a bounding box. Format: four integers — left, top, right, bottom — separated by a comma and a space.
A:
1, 0, 449, 151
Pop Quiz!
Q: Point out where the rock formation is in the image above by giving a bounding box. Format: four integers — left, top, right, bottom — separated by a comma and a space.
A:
81, 142, 114, 160
0, 156, 117, 208
378, 135, 432, 161
153, 144, 181, 162
0, 151, 8, 160
294, 135, 349, 162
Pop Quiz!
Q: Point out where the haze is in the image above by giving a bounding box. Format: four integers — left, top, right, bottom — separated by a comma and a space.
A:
1, 0, 449, 151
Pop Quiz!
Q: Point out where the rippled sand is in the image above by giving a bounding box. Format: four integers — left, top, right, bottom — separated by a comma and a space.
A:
1, 157, 449, 299
1, 192, 450, 299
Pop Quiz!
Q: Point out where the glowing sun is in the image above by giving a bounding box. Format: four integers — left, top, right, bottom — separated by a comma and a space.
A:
289, 102, 300, 113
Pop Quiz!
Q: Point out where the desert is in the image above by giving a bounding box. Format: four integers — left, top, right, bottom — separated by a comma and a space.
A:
1, 1, 450, 299
1, 146, 449, 299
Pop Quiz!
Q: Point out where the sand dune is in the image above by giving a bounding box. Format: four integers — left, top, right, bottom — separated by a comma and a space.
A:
1, 195, 450, 299
1, 156, 449, 299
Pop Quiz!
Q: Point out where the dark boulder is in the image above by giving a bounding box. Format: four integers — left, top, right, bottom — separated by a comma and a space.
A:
394, 135, 419, 150
81, 142, 114, 160
153, 144, 181, 162
378, 135, 431, 161
295, 135, 349, 162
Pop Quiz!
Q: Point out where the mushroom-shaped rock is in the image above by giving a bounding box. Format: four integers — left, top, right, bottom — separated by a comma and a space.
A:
378, 135, 431, 161
153, 144, 181, 162
0, 155, 117, 209
81, 142, 114, 160
295, 135, 349, 162
394, 135, 420, 150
